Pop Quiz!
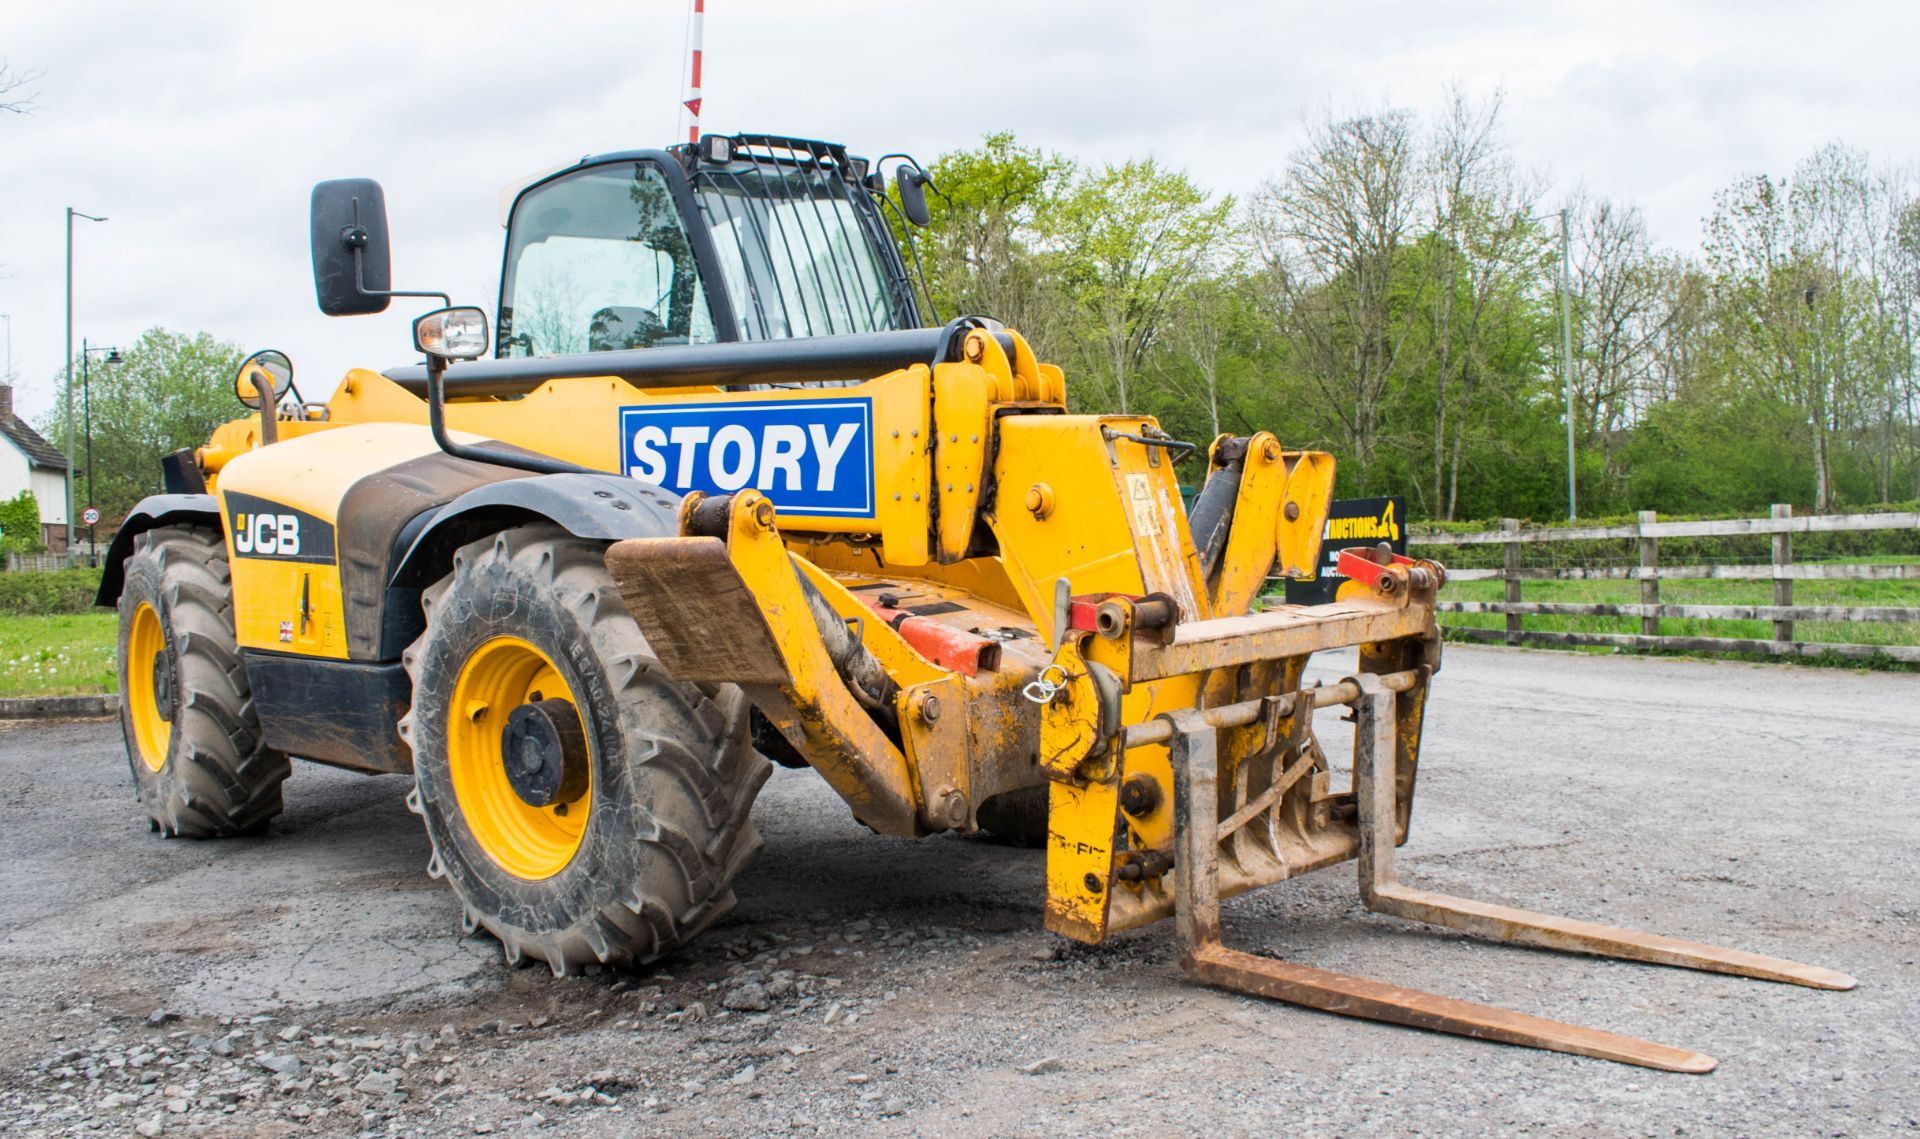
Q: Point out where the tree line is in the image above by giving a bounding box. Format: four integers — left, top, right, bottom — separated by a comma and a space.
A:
900, 92, 1920, 520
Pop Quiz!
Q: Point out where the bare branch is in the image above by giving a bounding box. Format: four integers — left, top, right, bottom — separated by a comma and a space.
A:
0, 59, 43, 115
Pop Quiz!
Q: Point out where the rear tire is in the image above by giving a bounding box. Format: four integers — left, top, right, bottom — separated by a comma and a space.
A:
116, 524, 290, 837
400, 525, 769, 975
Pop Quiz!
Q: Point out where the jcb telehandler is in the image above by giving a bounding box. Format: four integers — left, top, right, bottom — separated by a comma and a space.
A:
100, 133, 1851, 1072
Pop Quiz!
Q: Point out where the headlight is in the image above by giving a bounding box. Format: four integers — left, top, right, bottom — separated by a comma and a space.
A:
413, 306, 490, 360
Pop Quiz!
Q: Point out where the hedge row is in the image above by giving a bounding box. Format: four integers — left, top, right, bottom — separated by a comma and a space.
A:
0, 568, 106, 615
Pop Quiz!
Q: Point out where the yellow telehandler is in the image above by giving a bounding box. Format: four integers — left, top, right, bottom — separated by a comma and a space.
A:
99, 133, 1851, 1073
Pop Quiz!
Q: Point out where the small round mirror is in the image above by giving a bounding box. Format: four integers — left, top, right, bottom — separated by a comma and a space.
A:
234, 349, 294, 409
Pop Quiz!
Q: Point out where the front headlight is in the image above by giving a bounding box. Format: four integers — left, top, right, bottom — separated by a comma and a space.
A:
413, 306, 490, 360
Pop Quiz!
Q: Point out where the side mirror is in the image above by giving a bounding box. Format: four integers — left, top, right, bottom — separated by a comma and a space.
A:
234, 349, 294, 409
413, 307, 490, 361
310, 178, 392, 315
895, 166, 932, 228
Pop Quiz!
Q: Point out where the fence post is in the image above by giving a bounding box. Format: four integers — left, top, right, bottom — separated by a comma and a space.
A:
1638, 510, 1659, 638
1771, 503, 1793, 644
1502, 518, 1522, 646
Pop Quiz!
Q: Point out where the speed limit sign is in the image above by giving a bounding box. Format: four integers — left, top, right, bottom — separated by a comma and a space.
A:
81, 507, 101, 526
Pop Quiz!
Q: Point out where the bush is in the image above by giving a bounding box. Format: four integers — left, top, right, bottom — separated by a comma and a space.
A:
0, 491, 41, 555
0, 567, 105, 614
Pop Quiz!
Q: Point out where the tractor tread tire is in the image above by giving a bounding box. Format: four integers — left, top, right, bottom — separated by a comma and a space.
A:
400, 525, 769, 976
117, 523, 290, 837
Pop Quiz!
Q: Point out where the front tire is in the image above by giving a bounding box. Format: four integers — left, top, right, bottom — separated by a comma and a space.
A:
400, 525, 769, 975
116, 524, 290, 836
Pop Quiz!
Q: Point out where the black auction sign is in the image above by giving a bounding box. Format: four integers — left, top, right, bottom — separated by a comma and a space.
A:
1282, 495, 1407, 606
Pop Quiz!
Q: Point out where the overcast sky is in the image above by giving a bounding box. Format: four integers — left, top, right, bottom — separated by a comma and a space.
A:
3, 0, 1917, 423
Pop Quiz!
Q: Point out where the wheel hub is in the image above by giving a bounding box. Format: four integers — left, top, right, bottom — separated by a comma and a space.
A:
151, 648, 175, 722
501, 699, 589, 808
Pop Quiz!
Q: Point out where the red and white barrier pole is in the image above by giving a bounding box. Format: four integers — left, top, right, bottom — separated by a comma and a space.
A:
685, 0, 704, 145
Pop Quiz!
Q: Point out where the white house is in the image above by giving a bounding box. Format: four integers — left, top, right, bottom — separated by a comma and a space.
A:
0, 384, 72, 552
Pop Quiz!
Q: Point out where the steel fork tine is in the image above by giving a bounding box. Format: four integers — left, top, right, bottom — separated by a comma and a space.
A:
1165, 704, 1720, 1074
1351, 679, 1857, 992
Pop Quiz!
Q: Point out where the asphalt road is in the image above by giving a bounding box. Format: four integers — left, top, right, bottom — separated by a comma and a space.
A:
0, 645, 1914, 1137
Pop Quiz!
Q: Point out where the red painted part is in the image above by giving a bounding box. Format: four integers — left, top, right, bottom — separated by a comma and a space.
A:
855, 596, 1002, 677
1067, 592, 1144, 633
1335, 547, 1414, 590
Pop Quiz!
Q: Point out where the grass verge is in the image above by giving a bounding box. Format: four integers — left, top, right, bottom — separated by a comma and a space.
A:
0, 612, 118, 697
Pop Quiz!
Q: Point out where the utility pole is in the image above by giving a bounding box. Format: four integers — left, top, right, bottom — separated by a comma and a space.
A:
1559, 207, 1576, 522
64, 207, 107, 561
1, 312, 11, 385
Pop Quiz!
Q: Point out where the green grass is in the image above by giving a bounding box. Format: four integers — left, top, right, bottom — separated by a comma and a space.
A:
0, 612, 118, 697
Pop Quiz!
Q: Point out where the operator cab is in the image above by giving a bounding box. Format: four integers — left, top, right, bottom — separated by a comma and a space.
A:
497, 134, 928, 359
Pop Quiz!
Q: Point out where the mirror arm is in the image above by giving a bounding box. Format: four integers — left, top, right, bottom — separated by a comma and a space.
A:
423, 355, 586, 477
349, 238, 452, 308
249, 371, 279, 447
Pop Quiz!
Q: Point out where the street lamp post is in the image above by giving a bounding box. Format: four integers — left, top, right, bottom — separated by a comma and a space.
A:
64, 207, 107, 563
79, 341, 121, 566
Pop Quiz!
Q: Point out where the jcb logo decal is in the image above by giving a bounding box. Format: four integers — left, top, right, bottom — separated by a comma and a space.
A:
223, 492, 336, 565
234, 513, 302, 556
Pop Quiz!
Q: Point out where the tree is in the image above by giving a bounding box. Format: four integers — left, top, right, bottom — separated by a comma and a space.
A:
0, 490, 39, 554
1702, 145, 1913, 511
1567, 193, 1669, 482
40, 328, 249, 527
908, 133, 1075, 354
1051, 159, 1232, 414
1160, 276, 1239, 439
1424, 91, 1546, 519
1248, 106, 1422, 476
1424, 88, 1503, 516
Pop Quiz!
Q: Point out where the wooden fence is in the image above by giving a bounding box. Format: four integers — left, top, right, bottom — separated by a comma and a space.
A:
1408, 506, 1920, 664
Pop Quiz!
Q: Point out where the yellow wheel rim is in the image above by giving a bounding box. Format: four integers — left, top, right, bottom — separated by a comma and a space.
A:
127, 602, 172, 773
446, 636, 592, 880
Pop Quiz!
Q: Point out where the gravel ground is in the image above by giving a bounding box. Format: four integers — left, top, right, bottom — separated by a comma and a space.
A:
0, 644, 1913, 1138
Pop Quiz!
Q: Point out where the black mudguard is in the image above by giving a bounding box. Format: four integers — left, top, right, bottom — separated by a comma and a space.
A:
95, 494, 222, 606
388, 471, 683, 591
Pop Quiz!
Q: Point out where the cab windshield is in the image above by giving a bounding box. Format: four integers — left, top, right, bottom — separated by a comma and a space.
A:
691, 159, 907, 340
499, 162, 718, 357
